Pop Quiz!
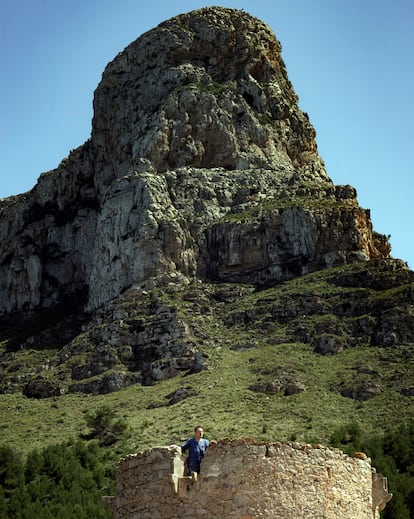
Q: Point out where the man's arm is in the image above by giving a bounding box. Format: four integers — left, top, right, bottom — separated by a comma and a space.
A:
181, 438, 190, 452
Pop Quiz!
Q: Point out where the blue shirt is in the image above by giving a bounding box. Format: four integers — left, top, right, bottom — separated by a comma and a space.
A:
181, 437, 210, 473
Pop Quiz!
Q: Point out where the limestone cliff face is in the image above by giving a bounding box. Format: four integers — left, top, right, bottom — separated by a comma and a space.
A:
91, 7, 320, 180
0, 7, 390, 321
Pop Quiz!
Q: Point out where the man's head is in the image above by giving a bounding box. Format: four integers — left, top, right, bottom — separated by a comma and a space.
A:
194, 426, 204, 440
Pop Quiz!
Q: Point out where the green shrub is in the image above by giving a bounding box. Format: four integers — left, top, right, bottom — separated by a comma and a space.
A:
85, 405, 128, 446
0, 440, 111, 518
0, 446, 24, 497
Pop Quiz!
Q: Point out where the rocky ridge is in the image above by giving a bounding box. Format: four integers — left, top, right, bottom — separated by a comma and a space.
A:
0, 7, 411, 399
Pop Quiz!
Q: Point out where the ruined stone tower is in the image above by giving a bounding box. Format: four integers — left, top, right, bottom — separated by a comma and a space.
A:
104, 439, 391, 518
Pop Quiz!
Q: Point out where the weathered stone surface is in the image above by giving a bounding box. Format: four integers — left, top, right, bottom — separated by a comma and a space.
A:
249, 379, 306, 396
60, 292, 204, 390
284, 381, 306, 395
372, 471, 393, 513
68, 370, 140, 395
0, 6, 390, 321
313, 333, 345, 355
105, 439, 391, 518
0, 7, 410, 397
400, 387, 414, 396
91, 8, 321, 178
165, 387, 199, 405
334, 380, 382, 401
249, 381, 283, 394
23, 377, 62, 399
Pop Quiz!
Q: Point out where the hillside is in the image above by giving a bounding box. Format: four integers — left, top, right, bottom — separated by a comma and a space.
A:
1, 258, 413, 456
0, 7, 413, 516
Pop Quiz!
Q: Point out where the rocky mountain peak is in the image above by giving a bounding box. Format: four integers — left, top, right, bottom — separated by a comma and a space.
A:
0, 7, 392, 320
0, 7, 403, 396
92, 6, 322, 183
0, 7, 392, 321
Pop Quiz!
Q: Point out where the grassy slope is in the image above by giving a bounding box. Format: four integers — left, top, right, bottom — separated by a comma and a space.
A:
1, 262, 413, 459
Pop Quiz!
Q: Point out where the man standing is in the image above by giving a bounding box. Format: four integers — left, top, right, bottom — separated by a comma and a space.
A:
181, 426, 210, 478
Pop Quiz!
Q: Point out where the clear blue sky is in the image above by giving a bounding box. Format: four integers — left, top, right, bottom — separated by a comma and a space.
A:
1, 0, 413, 268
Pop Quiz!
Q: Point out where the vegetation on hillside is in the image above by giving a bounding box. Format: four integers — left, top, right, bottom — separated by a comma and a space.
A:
0, 440, 112, 518
1, 416, 413, 517
0, 406, 130, 518
1, 260, 413, 517
331, 422, 414, 518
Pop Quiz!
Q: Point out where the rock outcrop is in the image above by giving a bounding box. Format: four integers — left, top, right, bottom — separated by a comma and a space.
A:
1, 7, 408, 396
0, 7, 389, 320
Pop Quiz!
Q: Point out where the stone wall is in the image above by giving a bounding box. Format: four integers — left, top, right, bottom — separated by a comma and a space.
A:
104, 438, 391, 518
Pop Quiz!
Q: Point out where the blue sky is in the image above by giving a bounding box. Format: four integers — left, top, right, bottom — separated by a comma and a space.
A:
1, 0, 413, 268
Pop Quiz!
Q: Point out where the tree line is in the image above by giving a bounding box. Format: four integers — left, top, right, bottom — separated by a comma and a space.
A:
0, 405, 125, 519
1, 407, 413, 518
0, 440, 111, 518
